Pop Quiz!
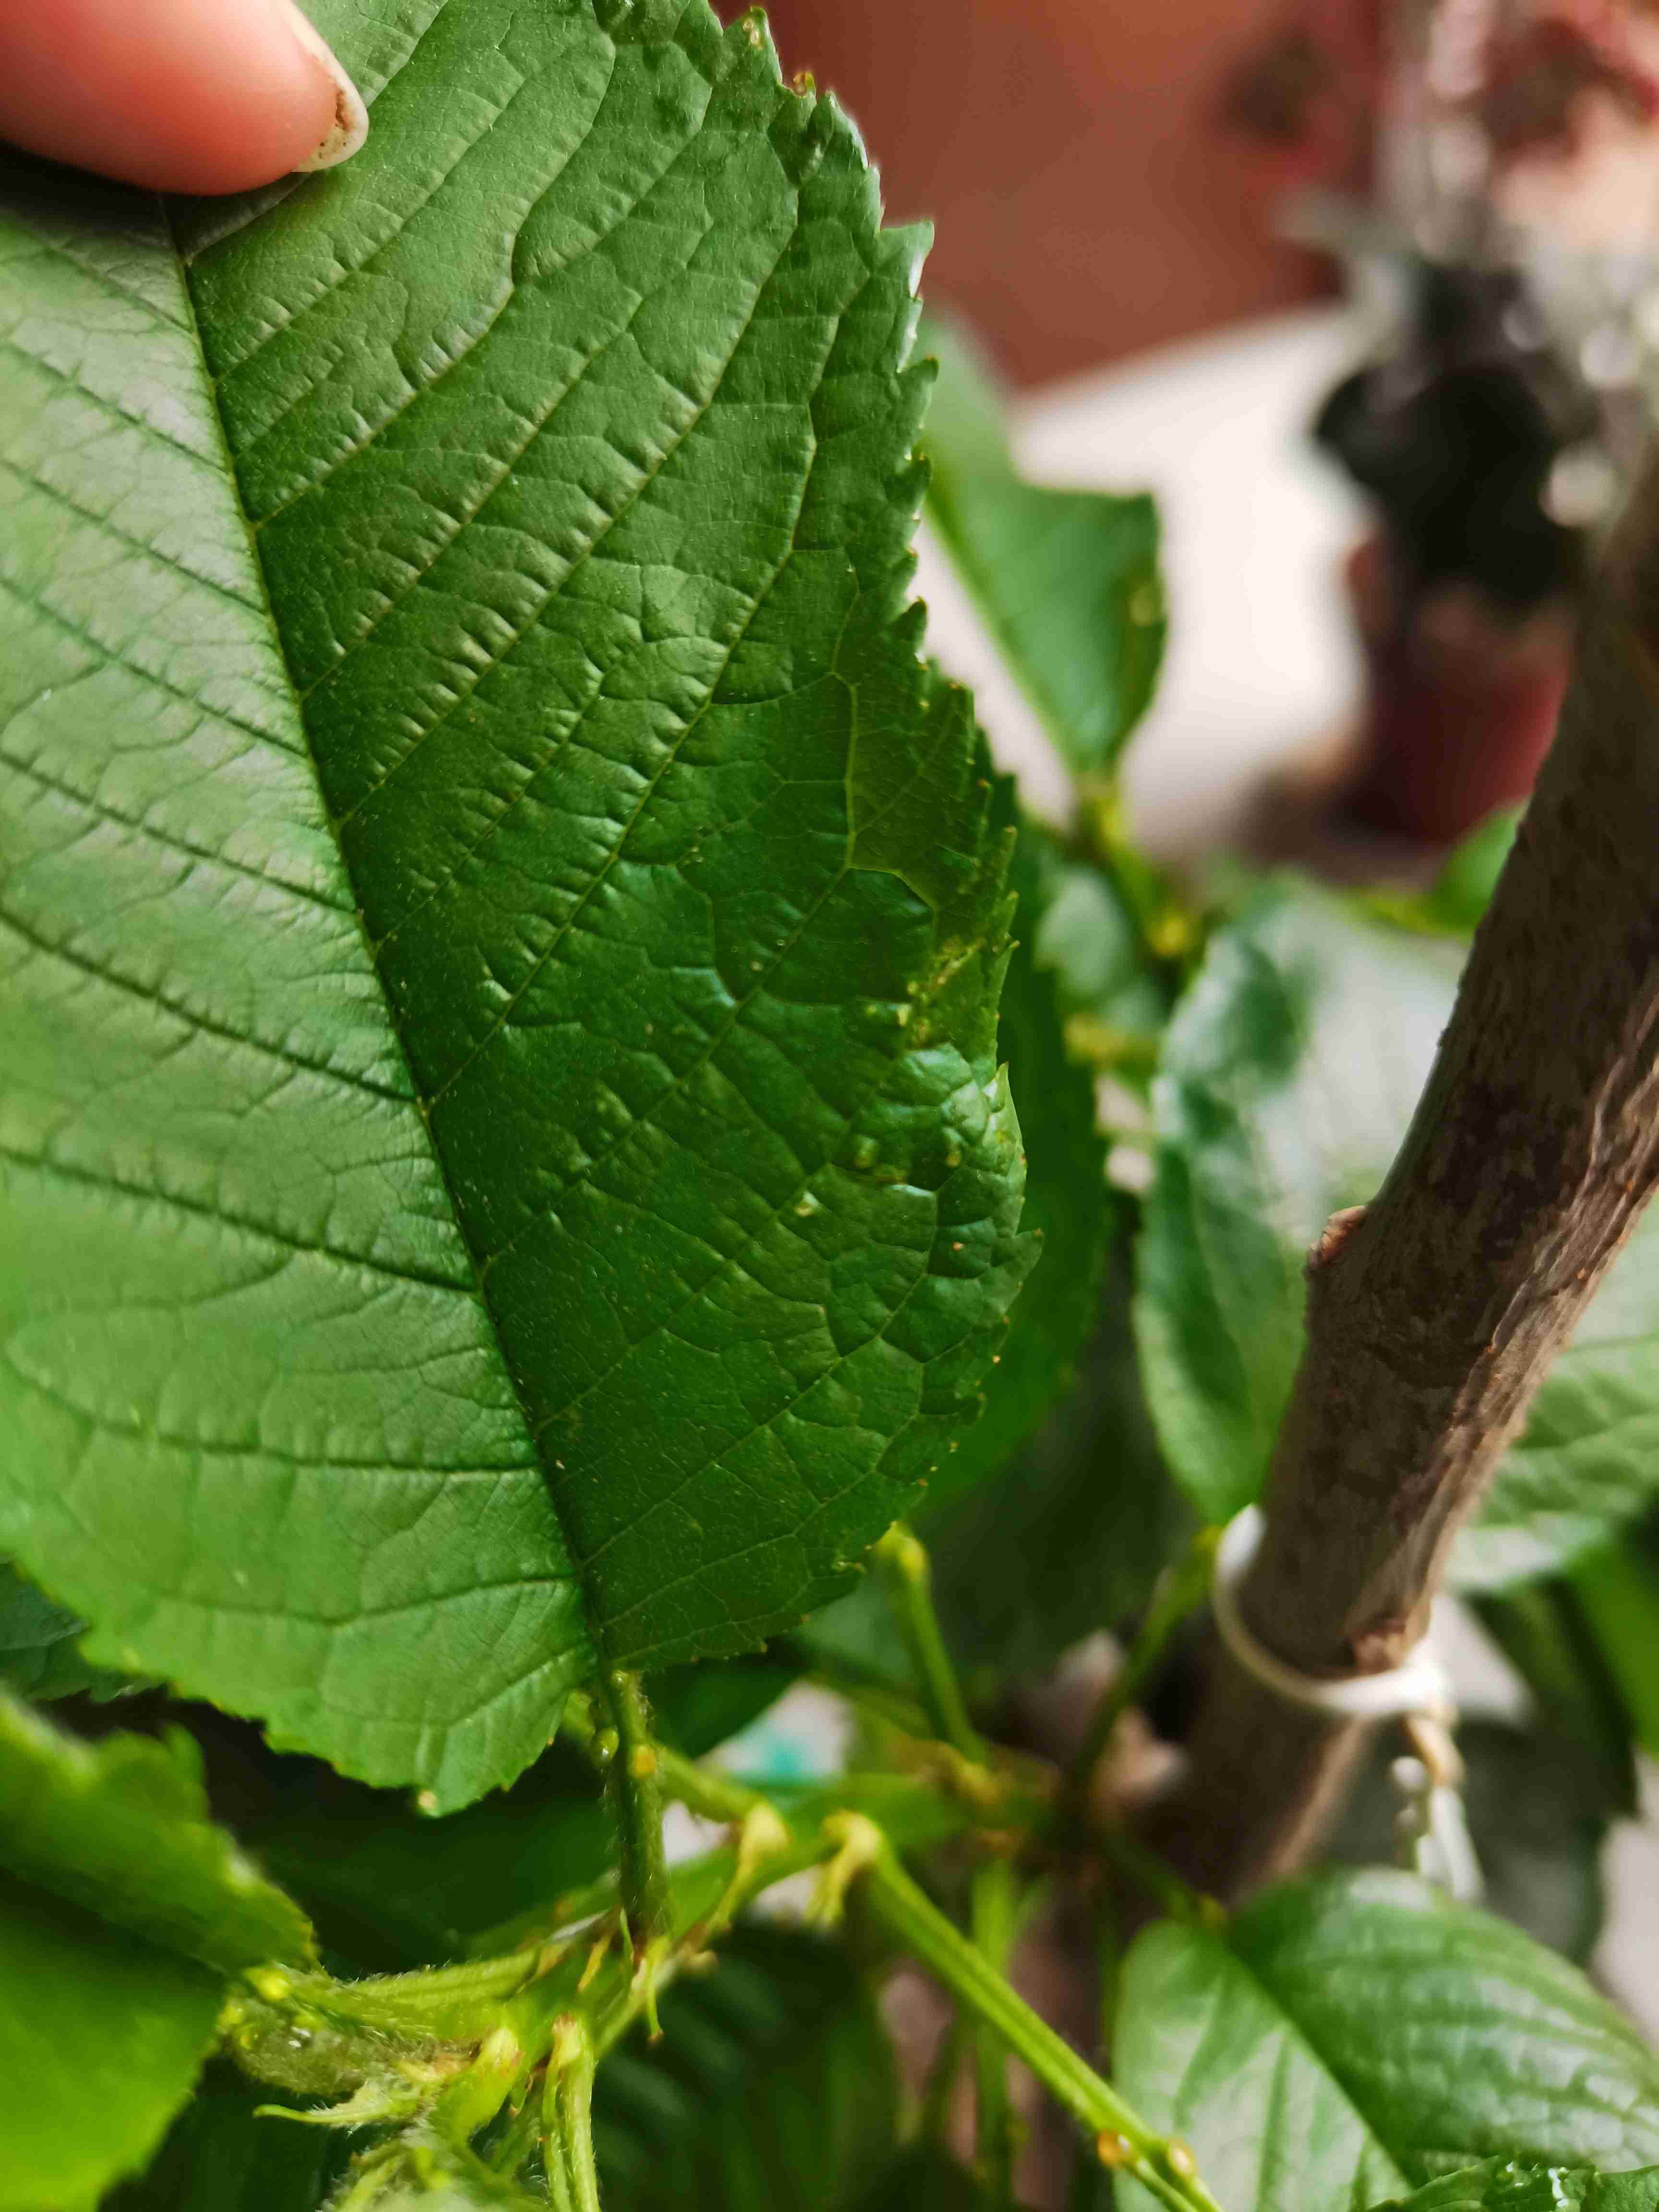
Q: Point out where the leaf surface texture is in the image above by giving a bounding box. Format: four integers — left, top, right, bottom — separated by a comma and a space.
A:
1114, 1870, 1659, 2212
0, 0, 1029, 1803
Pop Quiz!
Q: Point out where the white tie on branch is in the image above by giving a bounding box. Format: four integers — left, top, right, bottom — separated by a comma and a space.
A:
1154, 454, 1659, 1895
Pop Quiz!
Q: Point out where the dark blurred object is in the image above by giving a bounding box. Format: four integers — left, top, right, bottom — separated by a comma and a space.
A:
1219, 3, 1381, 192
1315, 260, 1600, 841
1317, 264, 1595, 606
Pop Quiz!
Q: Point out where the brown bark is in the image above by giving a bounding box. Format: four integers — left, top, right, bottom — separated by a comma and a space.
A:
1154, 460, 1659, 1897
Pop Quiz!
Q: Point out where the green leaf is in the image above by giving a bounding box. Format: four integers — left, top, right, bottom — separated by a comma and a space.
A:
1461, 1246, 1659, 1581
921, 316, 1164, 777
1471, 1581, 1638, 1816
593, 1926, 899, 2211
1418, 806, 1522, 936
1134, 878, 1659, 1578
208, 1733, 610, 1974
0, 1695, 315, 2205
1114, 1869, 1659, 2212
1133, 878, 1460, 1527
0, 0, 1030, 1809
1366, 2159, 1659, 2211
0, 1689, 312, 1970
0, 1880, 223, 2212
926, 1203, 1188, 1683
107, 2064, 351, 2212
1025, 834, 1170, 1070
0, 1558, 130, 1702
1567, 1536, 1659, 1760
800, 808, 1159, 1701
796, 1206, 1185, 1697
924, 807, 1113, 1517
1113, 1898, 1408, 2212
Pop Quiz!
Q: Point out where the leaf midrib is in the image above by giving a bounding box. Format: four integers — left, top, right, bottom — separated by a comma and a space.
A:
151, 182, 599, 1682
1220, 1912, 1657, 2191
154, 49, 865, 1683
1173, 1923, 1405, 2203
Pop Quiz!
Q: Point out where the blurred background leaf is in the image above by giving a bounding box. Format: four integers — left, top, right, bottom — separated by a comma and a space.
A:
1134, 874, 1659, 1583
921, 317, 1165, 781
593, 1928, 899, 2212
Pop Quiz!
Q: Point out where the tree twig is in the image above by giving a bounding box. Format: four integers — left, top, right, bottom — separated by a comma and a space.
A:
1155, 465, 1659, 1893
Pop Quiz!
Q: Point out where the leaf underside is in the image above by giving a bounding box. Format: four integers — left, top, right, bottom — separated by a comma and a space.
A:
0, 1688, 313, 1971
0, 0, 1030, 1805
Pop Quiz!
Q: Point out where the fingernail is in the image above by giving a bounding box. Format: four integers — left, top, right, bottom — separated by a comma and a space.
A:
271, 0, 369, 171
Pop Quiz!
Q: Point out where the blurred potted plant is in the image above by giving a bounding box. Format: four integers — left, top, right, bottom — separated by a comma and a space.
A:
1228, 0, 1659, 842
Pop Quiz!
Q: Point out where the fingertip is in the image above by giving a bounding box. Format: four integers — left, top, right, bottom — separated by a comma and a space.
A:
276, 0, 370, 174
0, 0, 366, 195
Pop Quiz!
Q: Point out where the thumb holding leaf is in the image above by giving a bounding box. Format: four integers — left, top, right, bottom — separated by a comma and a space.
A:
0, 0, 365, 193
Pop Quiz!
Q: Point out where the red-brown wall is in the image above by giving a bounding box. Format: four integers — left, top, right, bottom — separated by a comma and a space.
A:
761, 0, 1343, 385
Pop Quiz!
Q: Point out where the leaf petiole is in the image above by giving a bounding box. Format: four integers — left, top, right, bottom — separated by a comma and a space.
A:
876, 1524, 984, 1760
599, 1671, 672, 1952
543, 2014, 602, 2212
971, 1851, 1020, 2202
854, 1841, 1227, 2212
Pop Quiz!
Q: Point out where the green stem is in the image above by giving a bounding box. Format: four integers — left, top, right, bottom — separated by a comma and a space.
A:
236, 1777, 1056, 2107
486, 2092, 545, 2181
545, 2126, 576, 2212
920, 2003, 965, 2148
600, 1671, 672, 1949
545, 2016, 602, 2212
559, 1686, 607, 1767
859, 1845, 1226, 2212
802, 1663, 938, 1745
1069, 1528, 1219, 1796
1074, 772, 1201, 979
263, 1948, 552, 2044
971, 1854, 1018, 2203
876, 1525, 981, 1758
652, 1742, 767, 1825
876, 1520, 1027, 2197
